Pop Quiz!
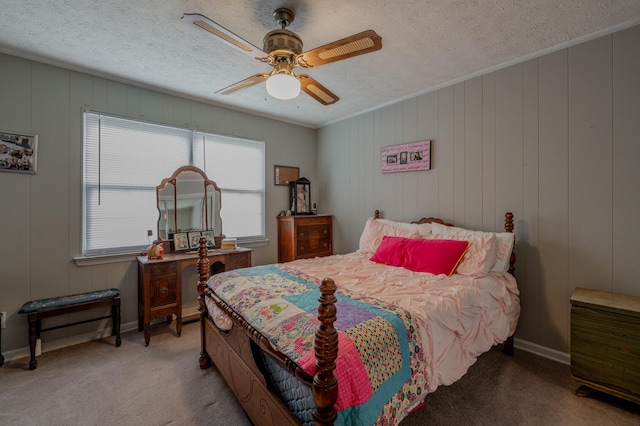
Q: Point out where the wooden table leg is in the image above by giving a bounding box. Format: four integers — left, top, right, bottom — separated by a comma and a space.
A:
27, 314, 39, 370
144, 323, 151, 347
112, 298, 121, 347
0, 326, 4, 367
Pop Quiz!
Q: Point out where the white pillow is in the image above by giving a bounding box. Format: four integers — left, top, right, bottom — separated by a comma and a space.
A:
490, 232, 515, 274
431, 222, 498, 276
376, 218, 433, 237
358, 218, 419, 253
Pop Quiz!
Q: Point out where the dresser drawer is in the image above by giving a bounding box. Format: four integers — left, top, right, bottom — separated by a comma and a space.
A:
148, 262, 177, 276
297, 224, 331, 241
150, 274, 178, 308
571, 305, 640, 396
296, 237, 331, 257
570, 288, 640, 404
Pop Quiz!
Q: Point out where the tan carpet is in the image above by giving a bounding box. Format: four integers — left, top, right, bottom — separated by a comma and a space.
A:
1, 321, 638, 425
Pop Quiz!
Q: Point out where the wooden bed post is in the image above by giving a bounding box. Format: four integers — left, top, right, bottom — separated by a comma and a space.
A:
197, 236, 212, 369
313, 278, 339, 426
505, 212, 516, 276
504, 211, 515, 356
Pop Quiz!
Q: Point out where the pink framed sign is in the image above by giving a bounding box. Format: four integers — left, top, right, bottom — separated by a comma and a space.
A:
381, 140, 431, 173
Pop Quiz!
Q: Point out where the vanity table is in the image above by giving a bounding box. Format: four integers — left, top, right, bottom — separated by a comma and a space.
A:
138, 165, 251, 346
137, 248, 251, 346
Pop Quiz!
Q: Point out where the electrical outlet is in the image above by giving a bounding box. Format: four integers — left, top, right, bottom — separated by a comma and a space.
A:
147, 229, 153, 236
0, 311, 5, 328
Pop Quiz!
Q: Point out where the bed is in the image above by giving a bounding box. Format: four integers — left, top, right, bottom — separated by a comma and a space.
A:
195, 211, 519, 425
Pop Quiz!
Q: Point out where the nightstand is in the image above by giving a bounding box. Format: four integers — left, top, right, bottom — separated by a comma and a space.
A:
277, 215, 332, 262
570, 287, 640, 404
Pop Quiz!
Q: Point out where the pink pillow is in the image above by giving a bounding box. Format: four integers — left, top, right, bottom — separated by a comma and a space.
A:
370, 236, 470, 276
358, 218, 419, 253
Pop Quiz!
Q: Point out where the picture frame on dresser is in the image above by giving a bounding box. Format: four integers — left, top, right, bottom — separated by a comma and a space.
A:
188, 231, 202, 249
174, 233, 189, 251
201, 230, 215, 247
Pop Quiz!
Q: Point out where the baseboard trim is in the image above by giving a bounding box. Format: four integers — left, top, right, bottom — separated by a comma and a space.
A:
1, 307, 201, 364
2, 312, 569, 368
514, 337, 570, 365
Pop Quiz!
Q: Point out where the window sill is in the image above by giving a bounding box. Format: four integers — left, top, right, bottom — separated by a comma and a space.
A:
74, 252, 141, 267
74, 238, 270, 267
237, 237, 270, 248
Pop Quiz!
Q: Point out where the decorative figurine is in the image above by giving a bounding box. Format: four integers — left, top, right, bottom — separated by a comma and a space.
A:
146, 242, 164, 260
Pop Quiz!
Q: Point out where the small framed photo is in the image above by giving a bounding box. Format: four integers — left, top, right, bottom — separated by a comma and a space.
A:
0, 130, 38, 174
201, 230, 215, 248
274, 165, 299, 186
188, 231, 202, 249
174, 233, 189, 251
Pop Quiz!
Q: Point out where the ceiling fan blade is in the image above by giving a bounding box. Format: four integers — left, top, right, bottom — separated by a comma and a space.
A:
182, 13, 265, 57
298, 30, 382, 68
297, 74, 339, 105
216, 74, 269, 95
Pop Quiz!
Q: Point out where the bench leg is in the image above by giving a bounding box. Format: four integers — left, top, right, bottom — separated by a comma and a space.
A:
27, 314, 40, 370
112, 297, 121, 347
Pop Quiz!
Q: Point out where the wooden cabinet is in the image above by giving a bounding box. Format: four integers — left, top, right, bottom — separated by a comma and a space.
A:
277, 215, 332, 262
137, 248, 251, 346
570, 287, 640, 404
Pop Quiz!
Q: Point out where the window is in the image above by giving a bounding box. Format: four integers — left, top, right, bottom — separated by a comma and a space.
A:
83, 112, 265, 256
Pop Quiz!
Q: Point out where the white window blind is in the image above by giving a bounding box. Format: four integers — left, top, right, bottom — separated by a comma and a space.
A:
199, 133, 265, 240
83, 112, 265, 256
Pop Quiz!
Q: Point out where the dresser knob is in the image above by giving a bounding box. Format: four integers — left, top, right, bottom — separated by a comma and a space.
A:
299, 232, 305, 237
299, 246, 305, 252
160, 287, 168, 294
323, 230, 328, 235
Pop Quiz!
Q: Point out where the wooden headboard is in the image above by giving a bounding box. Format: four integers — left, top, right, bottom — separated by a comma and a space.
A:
373, 209, 516, 275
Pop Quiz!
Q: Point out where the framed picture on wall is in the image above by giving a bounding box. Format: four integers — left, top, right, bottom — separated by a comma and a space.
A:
274, 165, 299, 186
381, 140, 431, 173
0, 130, 38, 174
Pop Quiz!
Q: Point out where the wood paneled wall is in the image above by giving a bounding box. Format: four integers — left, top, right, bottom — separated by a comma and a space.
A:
0, 54, 316, 353
317, 25, 640, 354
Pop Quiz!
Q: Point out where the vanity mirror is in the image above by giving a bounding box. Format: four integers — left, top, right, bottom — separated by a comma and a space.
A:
156, 166, 222, 249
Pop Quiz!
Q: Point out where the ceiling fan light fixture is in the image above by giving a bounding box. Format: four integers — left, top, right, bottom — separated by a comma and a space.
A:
266, 73, 300, 100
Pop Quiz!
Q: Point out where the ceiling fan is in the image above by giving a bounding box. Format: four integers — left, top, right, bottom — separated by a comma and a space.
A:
182, 8, 382, 105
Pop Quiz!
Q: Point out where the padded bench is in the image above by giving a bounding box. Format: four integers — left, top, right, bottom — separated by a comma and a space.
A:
18, 288, 121, 370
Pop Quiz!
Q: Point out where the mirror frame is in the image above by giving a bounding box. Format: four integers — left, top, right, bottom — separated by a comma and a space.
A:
156, 165, 222, 245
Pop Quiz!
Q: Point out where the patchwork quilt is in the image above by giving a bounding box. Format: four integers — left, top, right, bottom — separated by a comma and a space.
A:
207, 264, 428, 426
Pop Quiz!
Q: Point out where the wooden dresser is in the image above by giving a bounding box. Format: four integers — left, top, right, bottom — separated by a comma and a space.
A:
570, 287, 640, 404
137, 248, 251, 346
277, 215, 332, 262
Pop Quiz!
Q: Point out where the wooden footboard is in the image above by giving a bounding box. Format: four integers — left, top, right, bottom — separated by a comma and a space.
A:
196, 238, 339, 425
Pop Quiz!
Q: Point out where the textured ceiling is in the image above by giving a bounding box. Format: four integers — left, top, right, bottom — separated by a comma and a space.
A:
1, 1, 639, 128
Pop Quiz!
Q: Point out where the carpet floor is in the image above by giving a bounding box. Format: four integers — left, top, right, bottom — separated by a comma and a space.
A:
1, 321, 638, 425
